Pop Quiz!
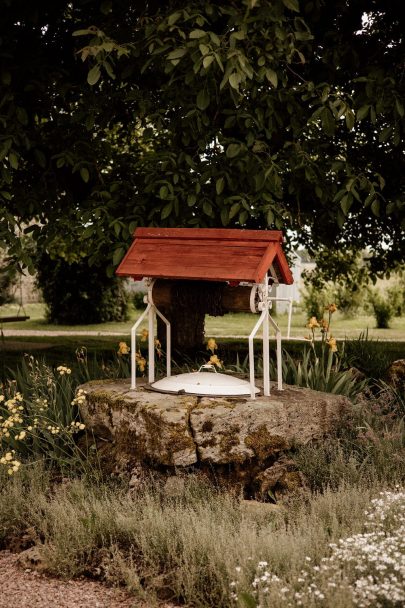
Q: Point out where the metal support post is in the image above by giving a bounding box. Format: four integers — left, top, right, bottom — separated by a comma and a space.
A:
129, 279, 171, 390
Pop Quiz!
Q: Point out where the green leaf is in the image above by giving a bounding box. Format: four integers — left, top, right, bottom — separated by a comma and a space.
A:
210, 32, 221, 46
345, 109, 355, 131
80, 167, 90, 183
229, 202, 240, 219
203, 55, 214, 69
321, 107, 335, 136
167, 48, 187, 61
265, 68, 278, 88
187, 194, 197, 206
267, 208, 274, 225
356, 105, 370, 121
9, 152, 18, 170
189, 29, 207, 39
220, 207, 229, 225
216, 177, 225, 195
231, 30, 246, 41
159, 185, 169, 199
371, 199, 380, 216
72, 28, 95, 36
282, 0, 300, 12
112, 247, 125, 266
239, 209, 248, 225
87, 65, 101, 86
196, 89, 210, 110
199, 44, 210, 56
340, 194, 353, 215
226, 143, 241, 158
203, 200, 212, 216
161, 202, 173, 219
379, 126, 392, 143
395, 98, 404, 117
16, 107, 28, 125
0, 190, 12, 201
229, 72, 241, 90
167, 11, 182, 26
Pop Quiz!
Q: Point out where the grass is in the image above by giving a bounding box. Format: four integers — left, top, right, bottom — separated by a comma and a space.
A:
1, 445, 404, 608
2, 302, 405, 341
0, 465, 391, 607
1, 315, 405, 606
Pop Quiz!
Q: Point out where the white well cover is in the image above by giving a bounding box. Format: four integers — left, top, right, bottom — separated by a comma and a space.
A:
151, 371, 259, 396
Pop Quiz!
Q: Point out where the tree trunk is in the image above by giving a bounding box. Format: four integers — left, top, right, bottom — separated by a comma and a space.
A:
156, 280, 228, 352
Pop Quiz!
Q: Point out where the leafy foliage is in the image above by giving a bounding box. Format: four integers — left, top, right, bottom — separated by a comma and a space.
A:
35, 253, 129, 324
0, 0, 404, 278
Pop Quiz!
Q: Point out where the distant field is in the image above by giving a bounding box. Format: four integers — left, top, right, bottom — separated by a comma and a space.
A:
1, 302, 405, 341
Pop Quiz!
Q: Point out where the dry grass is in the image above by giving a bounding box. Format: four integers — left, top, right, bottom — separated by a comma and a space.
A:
0, 466, 390, 607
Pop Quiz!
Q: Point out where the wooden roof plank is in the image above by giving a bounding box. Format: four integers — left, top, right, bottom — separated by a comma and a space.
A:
253, 243, 277, 283
116, 227, 292, 284
135, 227, 283, 242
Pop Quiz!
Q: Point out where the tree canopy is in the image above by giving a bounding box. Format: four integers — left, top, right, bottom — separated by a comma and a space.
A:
1, 0, 404, 278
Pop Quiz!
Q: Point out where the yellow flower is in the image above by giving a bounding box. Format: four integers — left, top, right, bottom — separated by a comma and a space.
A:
327, 336, 338, 352
326, 303, 337, 314
320, 319, 329, 332
206, 338, 218, 353
117, 341, 130, 355
141, 329, 149, 342
307, 317, 320, 329
209, 354, 223, 369
57, 365, 72, 375
135, 351, 147, 372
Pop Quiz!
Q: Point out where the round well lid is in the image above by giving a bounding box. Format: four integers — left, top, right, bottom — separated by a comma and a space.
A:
150, 365, 259, 397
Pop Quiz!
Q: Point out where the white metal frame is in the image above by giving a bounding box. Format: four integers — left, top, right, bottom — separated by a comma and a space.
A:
248, 275, 284, 399
130, 276, 289, 399
130, 278, 171, 390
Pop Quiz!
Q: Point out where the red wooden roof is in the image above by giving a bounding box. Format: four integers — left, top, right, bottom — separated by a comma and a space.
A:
116, 228, 293, 284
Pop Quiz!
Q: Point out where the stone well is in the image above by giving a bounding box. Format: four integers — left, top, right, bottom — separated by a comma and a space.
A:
78, 378, 352, 498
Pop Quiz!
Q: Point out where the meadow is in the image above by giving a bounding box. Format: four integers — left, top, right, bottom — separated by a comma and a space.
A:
2, 301, 405, 341
1, 301, 405, 608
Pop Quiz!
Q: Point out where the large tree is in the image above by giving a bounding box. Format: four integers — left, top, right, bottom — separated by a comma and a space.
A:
1, 0, 404, 277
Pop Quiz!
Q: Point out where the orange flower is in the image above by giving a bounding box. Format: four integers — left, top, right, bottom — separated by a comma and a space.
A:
209, 354, 222, 369
135, 351, 146, 372
326, 303, 337, 314
320, 319, 329, 332
327, 336, 337, 352
206, 338, 218, 353
141, 329, 149, 342
307, 317, 320, 329
117, 341, 130, 355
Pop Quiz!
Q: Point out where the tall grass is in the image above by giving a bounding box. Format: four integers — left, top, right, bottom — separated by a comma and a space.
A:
0, 465, 379, 607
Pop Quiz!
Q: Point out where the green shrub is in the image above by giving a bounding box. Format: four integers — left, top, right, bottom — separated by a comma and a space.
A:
0, 259, 17, 306
333, 283, 365, 318
133, 290, 146, 310
300, 283, 331, 319
343, 331, 392, 380
370, 290, 393, 329
386, 284, 404, 317
35, 253, 129, 325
